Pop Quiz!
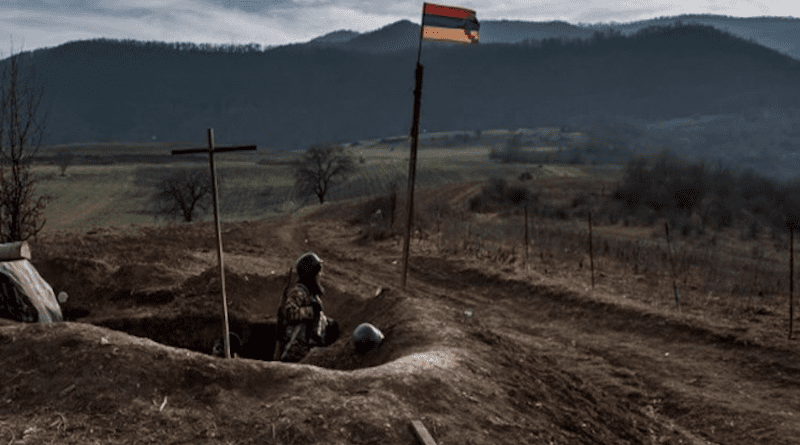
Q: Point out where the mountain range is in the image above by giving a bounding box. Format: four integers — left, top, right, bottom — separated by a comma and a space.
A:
2, 15, 799, 161
308, 14, 800, 59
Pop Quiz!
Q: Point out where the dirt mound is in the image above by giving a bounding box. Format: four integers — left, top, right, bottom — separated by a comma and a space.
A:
0, 321, 456, 444
0, 290, 685, 445
301, 289, 437, 370
33, 257, 115, 300
178, 265, 286, 319
109, 263, 177, 292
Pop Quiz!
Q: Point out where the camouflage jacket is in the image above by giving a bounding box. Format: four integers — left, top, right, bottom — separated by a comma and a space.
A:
281, 283, 320, 324
276, 283, 328, 362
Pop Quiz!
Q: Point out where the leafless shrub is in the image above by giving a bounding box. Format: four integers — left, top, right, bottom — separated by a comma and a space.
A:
292, 144, 356, 204
468, 177, 533, 213
55, 150, 73, 176
153, 169, 211, 222
0, 45, 50, 241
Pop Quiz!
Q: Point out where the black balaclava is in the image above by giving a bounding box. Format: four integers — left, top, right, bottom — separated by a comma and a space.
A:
296, 252, 324, 296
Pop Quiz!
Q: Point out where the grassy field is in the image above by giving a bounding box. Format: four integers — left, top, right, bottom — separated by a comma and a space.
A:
31, 136, 592, 234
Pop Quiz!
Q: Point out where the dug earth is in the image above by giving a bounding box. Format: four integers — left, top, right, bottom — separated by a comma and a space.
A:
1, 192, 799, 444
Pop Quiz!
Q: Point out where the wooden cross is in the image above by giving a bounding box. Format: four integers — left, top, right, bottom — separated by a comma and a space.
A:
172, 128, 256, 359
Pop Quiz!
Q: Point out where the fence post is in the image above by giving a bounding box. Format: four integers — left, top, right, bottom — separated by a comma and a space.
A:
524, 202, 529, 269
791, 227, 794, 340
436, 208, 441, 252
665, 223, 681, 312
466, 222, 471, 254
390, 187, 397, 228
589, 212, 595, 289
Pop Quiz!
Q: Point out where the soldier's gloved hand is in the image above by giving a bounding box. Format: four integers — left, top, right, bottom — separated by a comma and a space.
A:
307, 304, 322, 328
307, 322, 323, 346
309, 295, 324, 314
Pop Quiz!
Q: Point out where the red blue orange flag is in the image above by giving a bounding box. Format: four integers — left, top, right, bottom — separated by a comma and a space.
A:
421, 3, 480, 44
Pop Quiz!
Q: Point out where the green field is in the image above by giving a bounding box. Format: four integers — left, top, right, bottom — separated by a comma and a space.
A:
30, 135, 593, 234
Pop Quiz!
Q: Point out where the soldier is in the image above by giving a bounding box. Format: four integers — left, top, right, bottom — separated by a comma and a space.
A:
274, 252, 338, 362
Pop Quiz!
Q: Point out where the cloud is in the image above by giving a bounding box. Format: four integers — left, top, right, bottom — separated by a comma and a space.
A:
0, 0, 797, 53
0, 0, 415, 52
0, 2, 284, 51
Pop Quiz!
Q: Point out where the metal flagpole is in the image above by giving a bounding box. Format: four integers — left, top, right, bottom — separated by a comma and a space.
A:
401, 3, 427, 289
172, 128, 256, 358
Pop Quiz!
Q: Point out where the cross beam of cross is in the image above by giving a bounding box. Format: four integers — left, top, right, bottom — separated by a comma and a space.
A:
172, 128, 256, 359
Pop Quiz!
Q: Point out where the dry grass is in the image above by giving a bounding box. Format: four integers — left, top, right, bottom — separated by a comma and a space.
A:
387, 174, 795, 326
32, 141, 563, 234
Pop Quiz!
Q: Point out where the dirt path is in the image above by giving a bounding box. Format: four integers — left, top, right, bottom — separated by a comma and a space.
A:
396, 244, 800, 445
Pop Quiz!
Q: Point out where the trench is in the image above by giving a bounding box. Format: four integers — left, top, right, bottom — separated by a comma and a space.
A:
93, 315, 279, 360
39, 259, 400, 368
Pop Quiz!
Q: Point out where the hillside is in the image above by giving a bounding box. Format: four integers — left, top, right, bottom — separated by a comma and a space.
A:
586, 14, 800, 60
306, 15, 800, 60
5, 23, 799, 156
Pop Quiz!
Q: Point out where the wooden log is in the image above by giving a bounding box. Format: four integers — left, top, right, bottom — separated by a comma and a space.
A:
0, 241, 31, 261
410, 420, 437, 445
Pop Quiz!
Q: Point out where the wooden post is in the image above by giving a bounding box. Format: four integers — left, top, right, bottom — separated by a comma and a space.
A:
400, 2, 471, 287
665, 223, 681, 312
436, 208, 441, 253
206, 129, 230, 360
390, 186, 397, 228
401, 49, 425, 289
791, 227, 794, 340
523, 202, 529, 269
172, 128, 256, 358
588, 212, 594, 289
410, 420, 437, 445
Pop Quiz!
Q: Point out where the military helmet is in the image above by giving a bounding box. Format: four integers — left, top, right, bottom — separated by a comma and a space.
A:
352, 323, 384, 355
211, 331, 242, 358
295, 252, 323, 280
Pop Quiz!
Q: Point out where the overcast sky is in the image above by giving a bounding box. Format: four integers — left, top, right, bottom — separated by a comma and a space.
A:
1, 0, 796, 53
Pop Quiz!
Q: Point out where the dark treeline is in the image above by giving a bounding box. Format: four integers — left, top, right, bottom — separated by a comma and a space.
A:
523, 21, 795, 63
31, 38, 270, 56
5, 23, 800, 157
610, 150, 800, 238
471, 147, 800, 242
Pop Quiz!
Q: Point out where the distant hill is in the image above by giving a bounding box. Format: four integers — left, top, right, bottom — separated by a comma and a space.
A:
479, 20, 596, 43
586, 14, 800, 60
307, 19, 599, 52
301, 15, 800, 60
308, 30, 360, 45
335, 20, 420, 53
3, 22, 800, 171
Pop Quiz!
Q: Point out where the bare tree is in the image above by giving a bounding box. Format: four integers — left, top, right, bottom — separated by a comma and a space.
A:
154, 169, 211, 222
55, 150, 72, 176
0, 45, 50, 242
292, 144, 356, 204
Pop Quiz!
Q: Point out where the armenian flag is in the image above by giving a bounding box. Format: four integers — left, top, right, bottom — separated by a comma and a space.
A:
421, 3, 479, 44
